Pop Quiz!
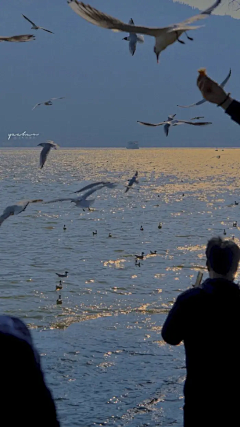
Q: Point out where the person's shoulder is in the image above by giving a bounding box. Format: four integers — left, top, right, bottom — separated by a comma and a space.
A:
176, 287, 203, 303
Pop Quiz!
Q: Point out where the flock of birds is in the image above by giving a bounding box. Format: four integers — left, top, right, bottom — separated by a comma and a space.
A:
2, 0, 229, 140
0, 174, 140, 226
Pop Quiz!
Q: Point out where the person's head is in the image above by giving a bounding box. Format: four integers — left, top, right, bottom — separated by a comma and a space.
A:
206, 237, 240, 280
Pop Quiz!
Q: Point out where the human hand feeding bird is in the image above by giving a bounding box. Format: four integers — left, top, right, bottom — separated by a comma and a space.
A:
197, 67, 232, 108
177, 69, 232, 108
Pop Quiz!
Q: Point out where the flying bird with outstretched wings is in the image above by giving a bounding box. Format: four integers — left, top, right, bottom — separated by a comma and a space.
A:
67, 0, 221, 63
22, 14, 54, 34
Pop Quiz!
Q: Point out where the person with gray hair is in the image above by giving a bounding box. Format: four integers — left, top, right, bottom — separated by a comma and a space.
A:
162, 237, 240, 427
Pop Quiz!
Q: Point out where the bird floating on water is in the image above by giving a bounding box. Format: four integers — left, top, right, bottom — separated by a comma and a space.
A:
138, 114, 212, 136
135, 261, 141, 267
140, 226, 144, 231
158, 222, 162, 229
135, 252, 144, 260
125, 171, 138, 193
0, 34, 35, 42
38, 141, 58, 169
22, 14, 54, 34
32, 97, 64, 110
56, 281, 63, 291
233, 221, 238, 228
108, 233, 112, 237
0, 199, 43, 226
63, 225, 67, 230
93, 230, 97, 235
177, 68, 231, 108
235, 201, 239, 206
57, 295, 63, 305
223, 229, 227, 235
67, 0, 221, 63
122, 19, 144, 56
56, 271, 68, 278
150, 250, 157, 255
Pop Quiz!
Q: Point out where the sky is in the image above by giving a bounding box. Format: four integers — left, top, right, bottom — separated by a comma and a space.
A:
1, 0, 240, 147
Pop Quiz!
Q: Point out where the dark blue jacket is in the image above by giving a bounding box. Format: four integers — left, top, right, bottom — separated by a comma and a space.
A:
226, 100, 240, 125
0, 316, 60, 426
162, 278, 240, 406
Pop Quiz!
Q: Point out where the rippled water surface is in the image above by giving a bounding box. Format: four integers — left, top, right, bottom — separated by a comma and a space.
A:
1, 148, 240, 426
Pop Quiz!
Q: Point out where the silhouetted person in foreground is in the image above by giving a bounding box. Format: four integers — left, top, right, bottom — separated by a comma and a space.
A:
0, 316, 60, 426
197, 72, 240, 125
162, 237, 240, 427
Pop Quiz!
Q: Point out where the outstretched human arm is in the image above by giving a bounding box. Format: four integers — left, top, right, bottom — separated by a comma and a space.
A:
197, 73, 240, 125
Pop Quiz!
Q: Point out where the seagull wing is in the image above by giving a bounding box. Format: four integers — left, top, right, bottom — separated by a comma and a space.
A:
177, 120, 212, 126
178, 68, 231, 109
81, 185, 105, 200
137, 121, 166, 127
190, 116, 205, 120
0, 35, 35, 42
0, 209, 13, 226
137, 35, 144, 43
67, 1, 169, 36
170, 0, 221, 31
39, 144, 52, 169
220, 68, 231, 88
74, 181, 108, 194
177, 99, 206, 109
164, 123, 170, 136
22, 15, 37, 26
43, 197, 74, 204
32, 103, 42, 110
49, 97, 65, 101
39, 27, 54, 34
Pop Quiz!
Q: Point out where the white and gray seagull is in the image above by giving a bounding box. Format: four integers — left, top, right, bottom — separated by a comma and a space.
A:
137, 115, 212, 136
44, 184, 114, 209
22, 15, 54, 34
67, 0, 221, 63
122, 19, 144, 56
0, 199, 43, 226
32, 97, 64, 110
0, 34, 35, 42
38, 141, 59, 169
73, 181, 117, 194
177, 68, 232, 108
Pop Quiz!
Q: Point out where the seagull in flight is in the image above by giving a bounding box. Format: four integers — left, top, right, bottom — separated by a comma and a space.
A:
38, 141, 58, 169
32, 97, 64, 110
177, 69, 232, 108
44, 184, 114, 209
22, 15, 54, 34
125, 171, 139, 193
67, 0, 221, 63
0, 199, 43, 226
122, 19, 144, 56
137, 114, 212, 136
0, 35, 35, 43
73, 181, 117, 194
